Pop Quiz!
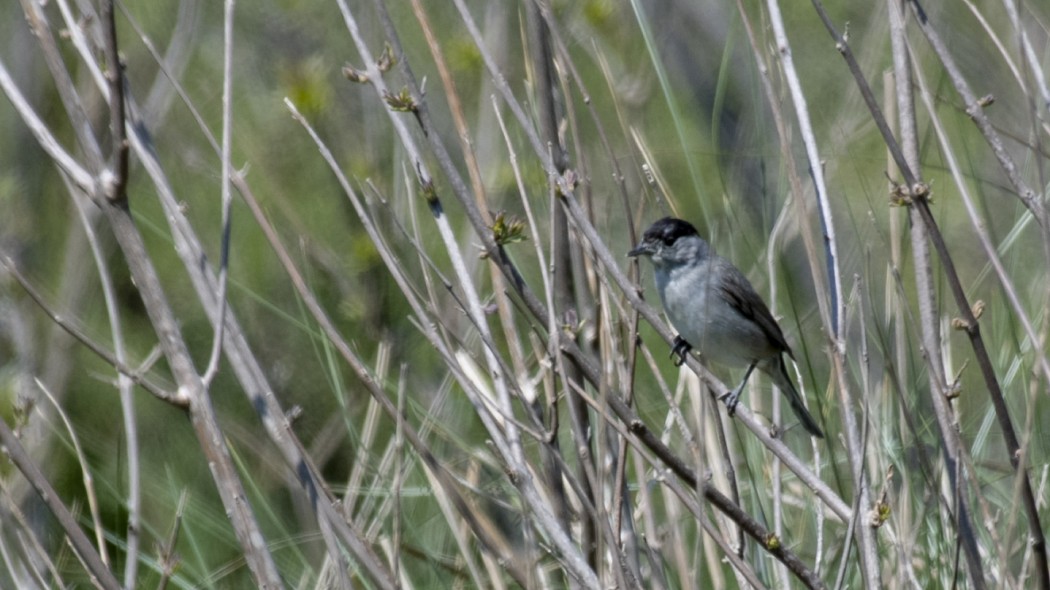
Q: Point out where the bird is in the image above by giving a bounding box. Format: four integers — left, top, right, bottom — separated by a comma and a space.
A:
628, 217, 824, 438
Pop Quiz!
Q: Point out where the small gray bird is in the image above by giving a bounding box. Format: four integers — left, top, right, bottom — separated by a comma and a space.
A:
628, 217, 824, 438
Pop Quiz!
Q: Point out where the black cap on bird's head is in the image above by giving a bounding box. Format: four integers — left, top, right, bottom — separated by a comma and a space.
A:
628, 217, 701, 258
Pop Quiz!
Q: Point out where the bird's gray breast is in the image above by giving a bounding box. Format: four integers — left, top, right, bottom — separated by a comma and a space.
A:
655, 260, 767, 367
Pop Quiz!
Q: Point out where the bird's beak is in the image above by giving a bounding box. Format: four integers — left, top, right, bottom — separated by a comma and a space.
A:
627, 242, 651, 258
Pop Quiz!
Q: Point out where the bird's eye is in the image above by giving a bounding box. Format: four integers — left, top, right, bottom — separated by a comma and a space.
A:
662, 236, 675, 246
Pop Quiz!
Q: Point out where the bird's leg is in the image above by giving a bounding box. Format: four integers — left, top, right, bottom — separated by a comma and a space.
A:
670, 336, 692, 367
723, 361, 758, 416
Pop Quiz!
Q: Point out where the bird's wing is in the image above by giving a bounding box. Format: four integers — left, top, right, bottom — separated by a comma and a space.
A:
717, 260, 795, 359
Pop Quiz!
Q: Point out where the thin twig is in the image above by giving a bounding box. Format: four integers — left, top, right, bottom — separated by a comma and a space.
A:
202, 0, 237, 386
0, 59, 94, 192
156, 491, 188, 590
909, 32, 1046, 582
34, 379, 109, 568
812, 0, 1049, 586
0, 417, 122, 590
16, 0, 105, 172
766, 0, 875, 584
335, 0, 600, 582
0, 477, 67, 588
564, 376, 825, 589
903, 1, 1047, 231
18, 3, 284, 581
524, 4, 598, 574
66, 159, 142, 586
282, 97, 545, 586
0, 254, 181, 405
886, 2, 986, 586
101, 0, 128, 202
58, 0, 390, 574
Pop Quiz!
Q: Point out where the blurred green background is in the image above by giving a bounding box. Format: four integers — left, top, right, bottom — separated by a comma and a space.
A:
1, 0, 1048, 587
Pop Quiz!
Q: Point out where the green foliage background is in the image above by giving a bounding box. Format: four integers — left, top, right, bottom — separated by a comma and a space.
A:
1, 0, 1048, 587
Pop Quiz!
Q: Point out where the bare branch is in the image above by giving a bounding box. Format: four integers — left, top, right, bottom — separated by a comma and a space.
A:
0, 417, 121, 590
101, 0, 128, 202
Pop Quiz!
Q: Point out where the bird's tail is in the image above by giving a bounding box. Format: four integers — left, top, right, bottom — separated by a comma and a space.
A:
767, 355, 824, 438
